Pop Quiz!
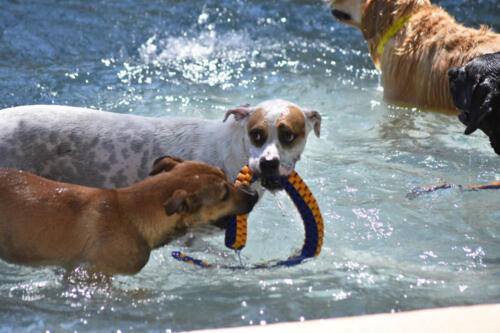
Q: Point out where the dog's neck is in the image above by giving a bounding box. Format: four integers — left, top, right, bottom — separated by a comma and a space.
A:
153, 118, 250, 181
116, 178, 188, 249
362, 0, 431, 66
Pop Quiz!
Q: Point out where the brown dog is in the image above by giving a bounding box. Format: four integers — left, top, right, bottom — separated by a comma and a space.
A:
330, 0, 500, 112
0, 157, 258, 275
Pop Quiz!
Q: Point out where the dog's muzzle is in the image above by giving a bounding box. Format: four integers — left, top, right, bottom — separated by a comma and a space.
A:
458, 110, 469, 126
459, 110, 481, 135
239, 185, 259, 214
259, 157, 284, 191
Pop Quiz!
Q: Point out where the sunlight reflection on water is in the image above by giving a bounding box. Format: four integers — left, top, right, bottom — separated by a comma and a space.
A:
0, 0, 499, 332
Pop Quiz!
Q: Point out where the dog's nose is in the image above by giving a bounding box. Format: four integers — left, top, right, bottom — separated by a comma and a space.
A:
259, 157, 279, 177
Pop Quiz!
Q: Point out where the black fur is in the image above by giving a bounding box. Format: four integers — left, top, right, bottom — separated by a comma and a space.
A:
331, 9, 352, 22
448, 52, 500, 154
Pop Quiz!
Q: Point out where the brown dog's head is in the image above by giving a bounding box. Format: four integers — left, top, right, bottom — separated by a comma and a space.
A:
150, 156, 259, 227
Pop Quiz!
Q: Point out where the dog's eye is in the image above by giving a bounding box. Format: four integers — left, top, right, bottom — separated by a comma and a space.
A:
221, 184, 230, 201
250, 129, 265, 146
280, 130, 296, 146
284, 132, 296, 144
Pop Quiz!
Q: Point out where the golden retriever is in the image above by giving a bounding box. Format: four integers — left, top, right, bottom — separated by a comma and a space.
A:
330, 0, 500, 112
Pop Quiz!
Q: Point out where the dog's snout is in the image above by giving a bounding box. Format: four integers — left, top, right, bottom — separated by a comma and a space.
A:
239, 184, 255, 196
259, 157, 279, 176
238, 185, 259, 214
458, 110, 469, 125
244, 186, 259, 204
331, 9, 352, 21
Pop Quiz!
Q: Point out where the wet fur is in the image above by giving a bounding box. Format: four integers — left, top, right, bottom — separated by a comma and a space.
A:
449, 52, 500, 154
0, 157, 258, 274
330, 0, 500, 111
0, 100, 320, 194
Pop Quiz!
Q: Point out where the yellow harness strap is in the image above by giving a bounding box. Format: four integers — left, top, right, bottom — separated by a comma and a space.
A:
376, 13, 412, 57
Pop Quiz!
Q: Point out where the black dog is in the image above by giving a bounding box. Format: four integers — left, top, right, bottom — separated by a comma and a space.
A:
448, 52, 500, 154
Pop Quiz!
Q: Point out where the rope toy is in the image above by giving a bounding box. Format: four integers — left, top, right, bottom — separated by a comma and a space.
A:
172, 166, 324, 269
225, 166, 256, 251
407, 181, 500, 199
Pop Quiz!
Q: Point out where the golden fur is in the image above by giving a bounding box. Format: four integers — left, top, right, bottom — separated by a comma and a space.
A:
330, 0, 500, 111
0, 157, 257, 275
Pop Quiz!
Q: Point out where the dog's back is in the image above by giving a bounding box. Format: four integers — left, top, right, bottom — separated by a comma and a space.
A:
0, 105, 239, 189
381, 3, 500, 111
0, 168, 105, 266
329, 0, 500, 111
0, 105, 157, 188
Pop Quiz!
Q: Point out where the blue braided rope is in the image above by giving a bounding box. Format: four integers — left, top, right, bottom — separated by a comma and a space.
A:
172, 174, 321, 269
407, 182, 500, 199
224, 169, 258, 250
172, 251, 312, 270
224, 218, 239, 249
279, 177, 318, 259
171, 251, 214, 268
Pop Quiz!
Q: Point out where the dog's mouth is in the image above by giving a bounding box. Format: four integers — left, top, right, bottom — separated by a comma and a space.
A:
458, 110, 479, 135
260, 177, 284, 192
331, 9, 352, 21
458, 110, 469, 126
250, 160, 293, 192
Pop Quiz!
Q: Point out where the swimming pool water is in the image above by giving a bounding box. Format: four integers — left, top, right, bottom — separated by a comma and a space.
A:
0, 0, 499, 331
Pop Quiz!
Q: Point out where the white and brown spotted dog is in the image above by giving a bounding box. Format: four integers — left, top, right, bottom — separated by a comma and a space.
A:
329, 0, 500, 112
0, 156, 258, 274
0, 99, 321, 195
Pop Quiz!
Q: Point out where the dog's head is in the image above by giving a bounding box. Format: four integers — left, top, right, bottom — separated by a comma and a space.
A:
448, 52, 500, 154
150, 156, 258, 226
224, 99, 321, 191
329, 1, 429, 41
329, 0, 366, 29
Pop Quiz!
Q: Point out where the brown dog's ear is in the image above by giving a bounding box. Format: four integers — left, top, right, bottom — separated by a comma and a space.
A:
223, 103, 252, 122
164, 190, 201, 216
164, 190, 188, 216
304, 109, 322, 138
150, 156, 184, 176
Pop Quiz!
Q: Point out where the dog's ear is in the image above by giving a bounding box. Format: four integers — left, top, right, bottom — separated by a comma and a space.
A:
223, 103, 252, 122
448, 66, 466, 86
163, 190, 201, 216
465, 78, 496, 135
449, 66, 471, 111
150, 156, 184, 176
304, 109, 322, 138
164, 190, 188, 216
361, 0, 389, 40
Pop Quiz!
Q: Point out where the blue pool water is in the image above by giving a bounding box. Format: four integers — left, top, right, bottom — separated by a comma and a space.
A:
0, 0, 499, 331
